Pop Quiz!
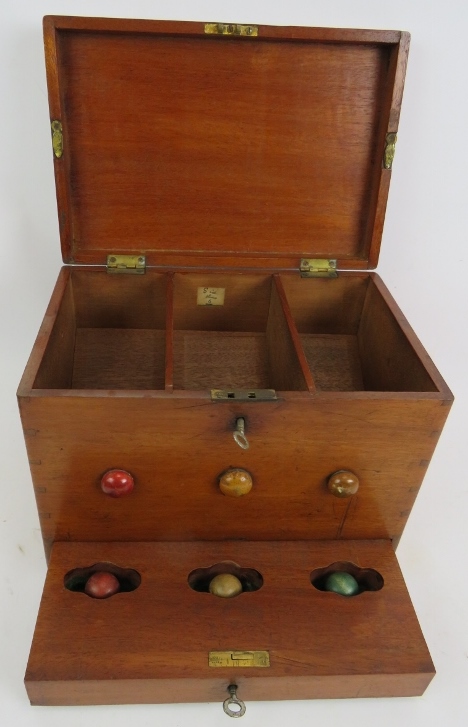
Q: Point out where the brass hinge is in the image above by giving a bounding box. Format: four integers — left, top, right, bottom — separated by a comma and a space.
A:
51, 120, 63, 159
107, 255, 146, 274
205, 23, 258, 36
384, 132, 397, 170
300, 259, 338, 278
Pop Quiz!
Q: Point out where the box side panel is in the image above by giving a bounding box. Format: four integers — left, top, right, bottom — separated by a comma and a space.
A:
17, 267, 71, 395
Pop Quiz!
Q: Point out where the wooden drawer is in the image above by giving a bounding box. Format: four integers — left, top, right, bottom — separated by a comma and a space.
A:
25, 540, 434, 707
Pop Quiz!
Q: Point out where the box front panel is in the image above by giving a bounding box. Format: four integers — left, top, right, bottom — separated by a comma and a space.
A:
19, 393, 448, 547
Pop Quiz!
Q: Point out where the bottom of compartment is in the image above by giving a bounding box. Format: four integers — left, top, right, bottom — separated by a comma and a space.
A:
300, 334, 364, 391
173, 330, 270, 390
25, 540, 434, 706
72, 328, 166, 389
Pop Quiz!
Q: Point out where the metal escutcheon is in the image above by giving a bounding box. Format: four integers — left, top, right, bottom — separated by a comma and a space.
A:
233, 417, 249, 450
223, 684, 246, 718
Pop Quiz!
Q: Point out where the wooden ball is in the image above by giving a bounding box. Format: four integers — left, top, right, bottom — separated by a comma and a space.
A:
209, 573, 243, 598
219, 469, 253, 497
85, 571, 120, 599
324, 571, 359, 597
101, 469, 135, 497
327, 470, 359, 498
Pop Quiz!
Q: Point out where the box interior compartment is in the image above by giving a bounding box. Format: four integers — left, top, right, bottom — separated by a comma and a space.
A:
33, 270, 168, 390
280, 275, 439, 392
33, 271, 439, 393
172, 273, 309, 391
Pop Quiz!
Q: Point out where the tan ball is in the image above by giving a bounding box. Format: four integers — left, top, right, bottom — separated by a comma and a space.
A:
209, 573, 243, 598
219, 468, 253, 497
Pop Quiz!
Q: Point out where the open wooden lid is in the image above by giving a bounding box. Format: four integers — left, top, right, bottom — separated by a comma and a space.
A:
44, 16, 410, 270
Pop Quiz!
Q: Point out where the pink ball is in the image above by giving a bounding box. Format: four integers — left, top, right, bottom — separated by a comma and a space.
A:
84, 571, 120, 599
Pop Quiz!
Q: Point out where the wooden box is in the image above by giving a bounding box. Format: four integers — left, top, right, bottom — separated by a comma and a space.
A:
18, 16, 452, 714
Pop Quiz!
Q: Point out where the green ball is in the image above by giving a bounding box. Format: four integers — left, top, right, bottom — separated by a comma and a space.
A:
324, 571, 359, 596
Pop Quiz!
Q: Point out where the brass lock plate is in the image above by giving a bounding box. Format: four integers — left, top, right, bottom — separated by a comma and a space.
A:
211, 389, 277, 402
209, 650, 270, 667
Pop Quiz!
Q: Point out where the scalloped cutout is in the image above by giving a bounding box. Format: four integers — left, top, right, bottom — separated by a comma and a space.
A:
310, 561, 383, 596
64, 562, 141, 597
188, 560, 263, 594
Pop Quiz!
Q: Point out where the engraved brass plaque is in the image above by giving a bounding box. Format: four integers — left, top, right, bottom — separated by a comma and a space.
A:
209, 650, 270, 667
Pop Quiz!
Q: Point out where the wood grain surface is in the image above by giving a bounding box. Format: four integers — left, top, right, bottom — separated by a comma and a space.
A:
18, 269, 452, 551
19, 18, 451, 709
43, 17, 409, 270
25, 539, 434, 705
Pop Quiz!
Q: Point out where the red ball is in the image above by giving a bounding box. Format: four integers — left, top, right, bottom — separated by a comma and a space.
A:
84, 571, 120, 599
101, 469, 134, 497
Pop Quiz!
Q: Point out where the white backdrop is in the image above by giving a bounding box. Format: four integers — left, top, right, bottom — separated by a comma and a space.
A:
1, 2, 467, 726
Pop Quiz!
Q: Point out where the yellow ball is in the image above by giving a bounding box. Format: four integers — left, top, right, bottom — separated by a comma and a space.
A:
209, 573, 243, 598
219, 469, 253, 497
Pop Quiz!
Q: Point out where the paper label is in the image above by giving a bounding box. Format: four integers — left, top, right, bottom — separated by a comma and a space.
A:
197, 287, 225, 306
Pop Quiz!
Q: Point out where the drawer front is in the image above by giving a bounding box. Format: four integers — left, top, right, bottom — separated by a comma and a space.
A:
19, 394, 449, 548
26, 540, 434, 706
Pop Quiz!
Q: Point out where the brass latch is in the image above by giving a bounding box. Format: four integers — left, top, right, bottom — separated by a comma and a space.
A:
204, 23, 258, 36
107, 255, 146, 274
300, 259, 338, 278
209, 651, 270, 667
211, 389, 277, 402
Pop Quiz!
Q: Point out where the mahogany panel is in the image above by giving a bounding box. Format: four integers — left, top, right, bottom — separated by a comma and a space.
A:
280, 274, 369, 334
71, 269, 167, 329
265, 279, 309, 392
358, 278, 438, 392
268, 276, 315, 392
173, 273, 272, 332
173, 331, 270, 390
301, 335, 364, 391
164, 273, 174, 391
43, 18, 408, 269
25, 540, 434, 705
33, 278, 75, 389
72, 329, 166, 390
17, 393, 450, 550
19, 268, 71, 393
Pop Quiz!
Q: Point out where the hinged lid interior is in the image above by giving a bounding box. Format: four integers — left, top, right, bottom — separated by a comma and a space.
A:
44, 16, 409, 269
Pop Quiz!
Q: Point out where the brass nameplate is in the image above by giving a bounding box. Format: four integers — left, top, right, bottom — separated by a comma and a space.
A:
197, 287, 225, 306
205, 23, 258, 37
209, 650, 270, 667
211, 389, 277, 402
